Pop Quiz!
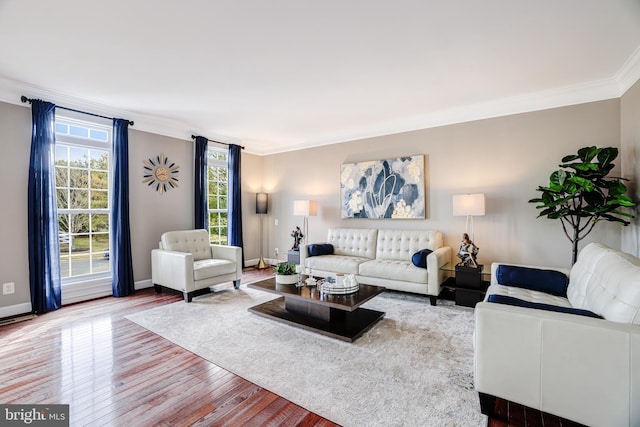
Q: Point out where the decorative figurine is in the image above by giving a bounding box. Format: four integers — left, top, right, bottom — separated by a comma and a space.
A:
291, 226, 304, 251
457, 233, 479, 268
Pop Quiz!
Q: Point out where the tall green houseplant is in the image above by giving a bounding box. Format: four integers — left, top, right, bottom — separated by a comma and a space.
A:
529, 146, 635, 265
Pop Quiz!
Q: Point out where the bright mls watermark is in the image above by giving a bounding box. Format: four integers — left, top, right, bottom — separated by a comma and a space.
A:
1, 405, 69, 426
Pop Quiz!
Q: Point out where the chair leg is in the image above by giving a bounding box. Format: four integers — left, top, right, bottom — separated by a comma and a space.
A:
429, 295, 437, 306
233, 279, 241, 289
154, 284, 162, 294
478, 392, 496, 416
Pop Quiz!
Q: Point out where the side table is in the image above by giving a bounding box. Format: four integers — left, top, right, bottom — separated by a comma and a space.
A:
287, 250, 300, 265
440, 263, 490, 307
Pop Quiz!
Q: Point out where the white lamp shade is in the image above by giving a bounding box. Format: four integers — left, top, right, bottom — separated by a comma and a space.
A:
452, 194, 485, 216
293, 200, 318, 216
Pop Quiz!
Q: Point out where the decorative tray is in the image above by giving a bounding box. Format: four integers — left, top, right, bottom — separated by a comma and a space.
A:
318, 279, 359, 295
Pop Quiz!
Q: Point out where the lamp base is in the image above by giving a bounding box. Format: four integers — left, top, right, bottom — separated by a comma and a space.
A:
257, 256, 267, 269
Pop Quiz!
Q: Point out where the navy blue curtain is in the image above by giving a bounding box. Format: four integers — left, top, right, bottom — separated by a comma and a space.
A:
194, 136, 209, 230
28, 100, 61, 313
111, 119, 135, 297
228, 144, 244, 267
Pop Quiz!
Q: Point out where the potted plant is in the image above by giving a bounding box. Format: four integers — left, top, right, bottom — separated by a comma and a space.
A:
529, 146, 635, 265
273, 262, 299, 284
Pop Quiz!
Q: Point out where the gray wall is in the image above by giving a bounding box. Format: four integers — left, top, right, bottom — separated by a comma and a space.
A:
0, 100, 262, 316
621, 79, 640, 256
263, 100, 623, 269
0, 88, 635, 315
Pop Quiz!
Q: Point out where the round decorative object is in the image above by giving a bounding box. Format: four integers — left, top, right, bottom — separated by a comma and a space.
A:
143, 154, 179, 193
275, 274, 299, 285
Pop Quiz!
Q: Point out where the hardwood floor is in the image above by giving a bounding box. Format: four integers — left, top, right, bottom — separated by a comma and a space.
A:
1, 268, 586, 427
0, 268, 337, 427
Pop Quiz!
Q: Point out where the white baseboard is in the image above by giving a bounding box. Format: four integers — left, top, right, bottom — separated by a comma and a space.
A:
135, 279, 153, 290
0, 302, 32, 319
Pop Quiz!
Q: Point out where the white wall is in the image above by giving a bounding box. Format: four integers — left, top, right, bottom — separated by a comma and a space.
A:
621, 79, 640, 257
262, 99, 622, 269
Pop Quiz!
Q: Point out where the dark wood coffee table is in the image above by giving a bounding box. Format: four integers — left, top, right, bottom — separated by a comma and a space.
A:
247, 277, 385, 342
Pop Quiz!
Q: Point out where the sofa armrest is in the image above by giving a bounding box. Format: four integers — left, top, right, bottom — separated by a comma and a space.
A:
151, 249, 194, 292
475, 301, 640, 427
210, 244, 243, 279
426, 246, 452, 295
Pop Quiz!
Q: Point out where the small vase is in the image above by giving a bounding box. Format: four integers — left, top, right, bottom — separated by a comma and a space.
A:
275, 274, 299, 285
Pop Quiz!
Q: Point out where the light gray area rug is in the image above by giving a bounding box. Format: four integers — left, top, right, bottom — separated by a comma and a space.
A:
127, 286, 486, 427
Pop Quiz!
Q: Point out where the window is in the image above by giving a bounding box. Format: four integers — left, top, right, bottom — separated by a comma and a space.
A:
207, 147, 228, 244
55, 118, 111, 280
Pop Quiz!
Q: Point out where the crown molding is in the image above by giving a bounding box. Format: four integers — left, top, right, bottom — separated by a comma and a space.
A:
615, 45, 640, 96
0, 75, 240, 148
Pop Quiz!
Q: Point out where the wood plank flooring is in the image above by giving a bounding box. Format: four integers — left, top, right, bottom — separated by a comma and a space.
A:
0, 268, 337, 427
0, 267, 586, 426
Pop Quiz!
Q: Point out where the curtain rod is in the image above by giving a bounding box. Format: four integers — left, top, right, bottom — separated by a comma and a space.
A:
191, 134, 244, 150
21, 96, 134, 126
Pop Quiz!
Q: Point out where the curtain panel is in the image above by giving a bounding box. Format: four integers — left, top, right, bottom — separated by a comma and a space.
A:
228, 144, 244, 267
111, 119, 135, 297
194, 136, 209, 231
27, 100, 62, 313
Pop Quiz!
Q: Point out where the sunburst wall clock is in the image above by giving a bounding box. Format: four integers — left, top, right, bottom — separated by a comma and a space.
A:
143, 154, 180, 193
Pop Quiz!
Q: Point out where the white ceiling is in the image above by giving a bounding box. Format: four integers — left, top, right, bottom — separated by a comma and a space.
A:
1, 0, 639, 155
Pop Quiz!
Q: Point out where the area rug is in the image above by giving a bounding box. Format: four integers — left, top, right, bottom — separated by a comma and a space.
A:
126, 285, 486, 427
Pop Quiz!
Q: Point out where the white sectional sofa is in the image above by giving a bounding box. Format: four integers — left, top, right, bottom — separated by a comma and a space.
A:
299, 228, 451, 304
474, 243, 640, 427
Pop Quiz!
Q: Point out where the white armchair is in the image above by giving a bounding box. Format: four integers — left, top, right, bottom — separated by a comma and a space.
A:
151, 229, 242, 302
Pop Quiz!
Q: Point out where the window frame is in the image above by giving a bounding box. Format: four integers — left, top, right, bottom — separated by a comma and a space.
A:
54, 116, 112, 286
206, 146, 229, 245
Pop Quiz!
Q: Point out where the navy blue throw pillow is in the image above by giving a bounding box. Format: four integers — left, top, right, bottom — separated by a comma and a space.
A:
411, 249, 433, 268
496, 265, 569, 297
308, 243, 334, 257
487, 294, 602, 319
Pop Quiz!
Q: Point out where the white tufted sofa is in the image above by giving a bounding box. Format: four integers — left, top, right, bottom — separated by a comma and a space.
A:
299, 228, 451, 304
151, 229, 242, 302
474, 243, 640, 427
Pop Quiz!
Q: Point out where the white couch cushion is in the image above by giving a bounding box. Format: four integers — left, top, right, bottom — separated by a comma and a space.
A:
359, 259, 428, 283
193, 258, 237, 281
305, 254, 370, 275
375, 229, 443, 261
161, 229, 212, 261
569, 243, 640, 325
485, 284, 573, 307
327, 228, 377, 259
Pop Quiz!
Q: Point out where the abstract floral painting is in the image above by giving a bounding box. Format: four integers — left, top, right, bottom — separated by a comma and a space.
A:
340, 155, 425, 219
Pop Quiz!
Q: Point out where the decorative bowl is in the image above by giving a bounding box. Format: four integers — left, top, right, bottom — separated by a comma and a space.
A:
275, 274, 299, 285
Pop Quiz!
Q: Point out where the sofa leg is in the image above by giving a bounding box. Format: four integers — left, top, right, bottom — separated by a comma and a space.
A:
184, 292, 193, 303
233, 279, 241, 289
154, 284, 162, 294
478, 392, 496, 416
429, 295, 437, 306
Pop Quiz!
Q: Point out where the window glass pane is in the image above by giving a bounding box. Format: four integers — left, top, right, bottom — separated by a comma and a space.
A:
69, 146, 89, 166
69, 169, 89, 188
90, 150, 108, 170
71, 233, 90, 253
90, 190, 108, 209
89, 129, 108, 141
69, 189, 89, 209
69, 253, 91, 276
91, 233, 109, 253
60, 255, 70, 278
92, 253, 110, 274
58, 215, 70, 233
55, 167, 69, 188
90, 171, 108, 189
55, 123, 69, 135
56, 189, 69, 210
69, 214, 90, 234
91, 214, 109, 232
55, 145, 68, 165
69, 125, 89, 138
